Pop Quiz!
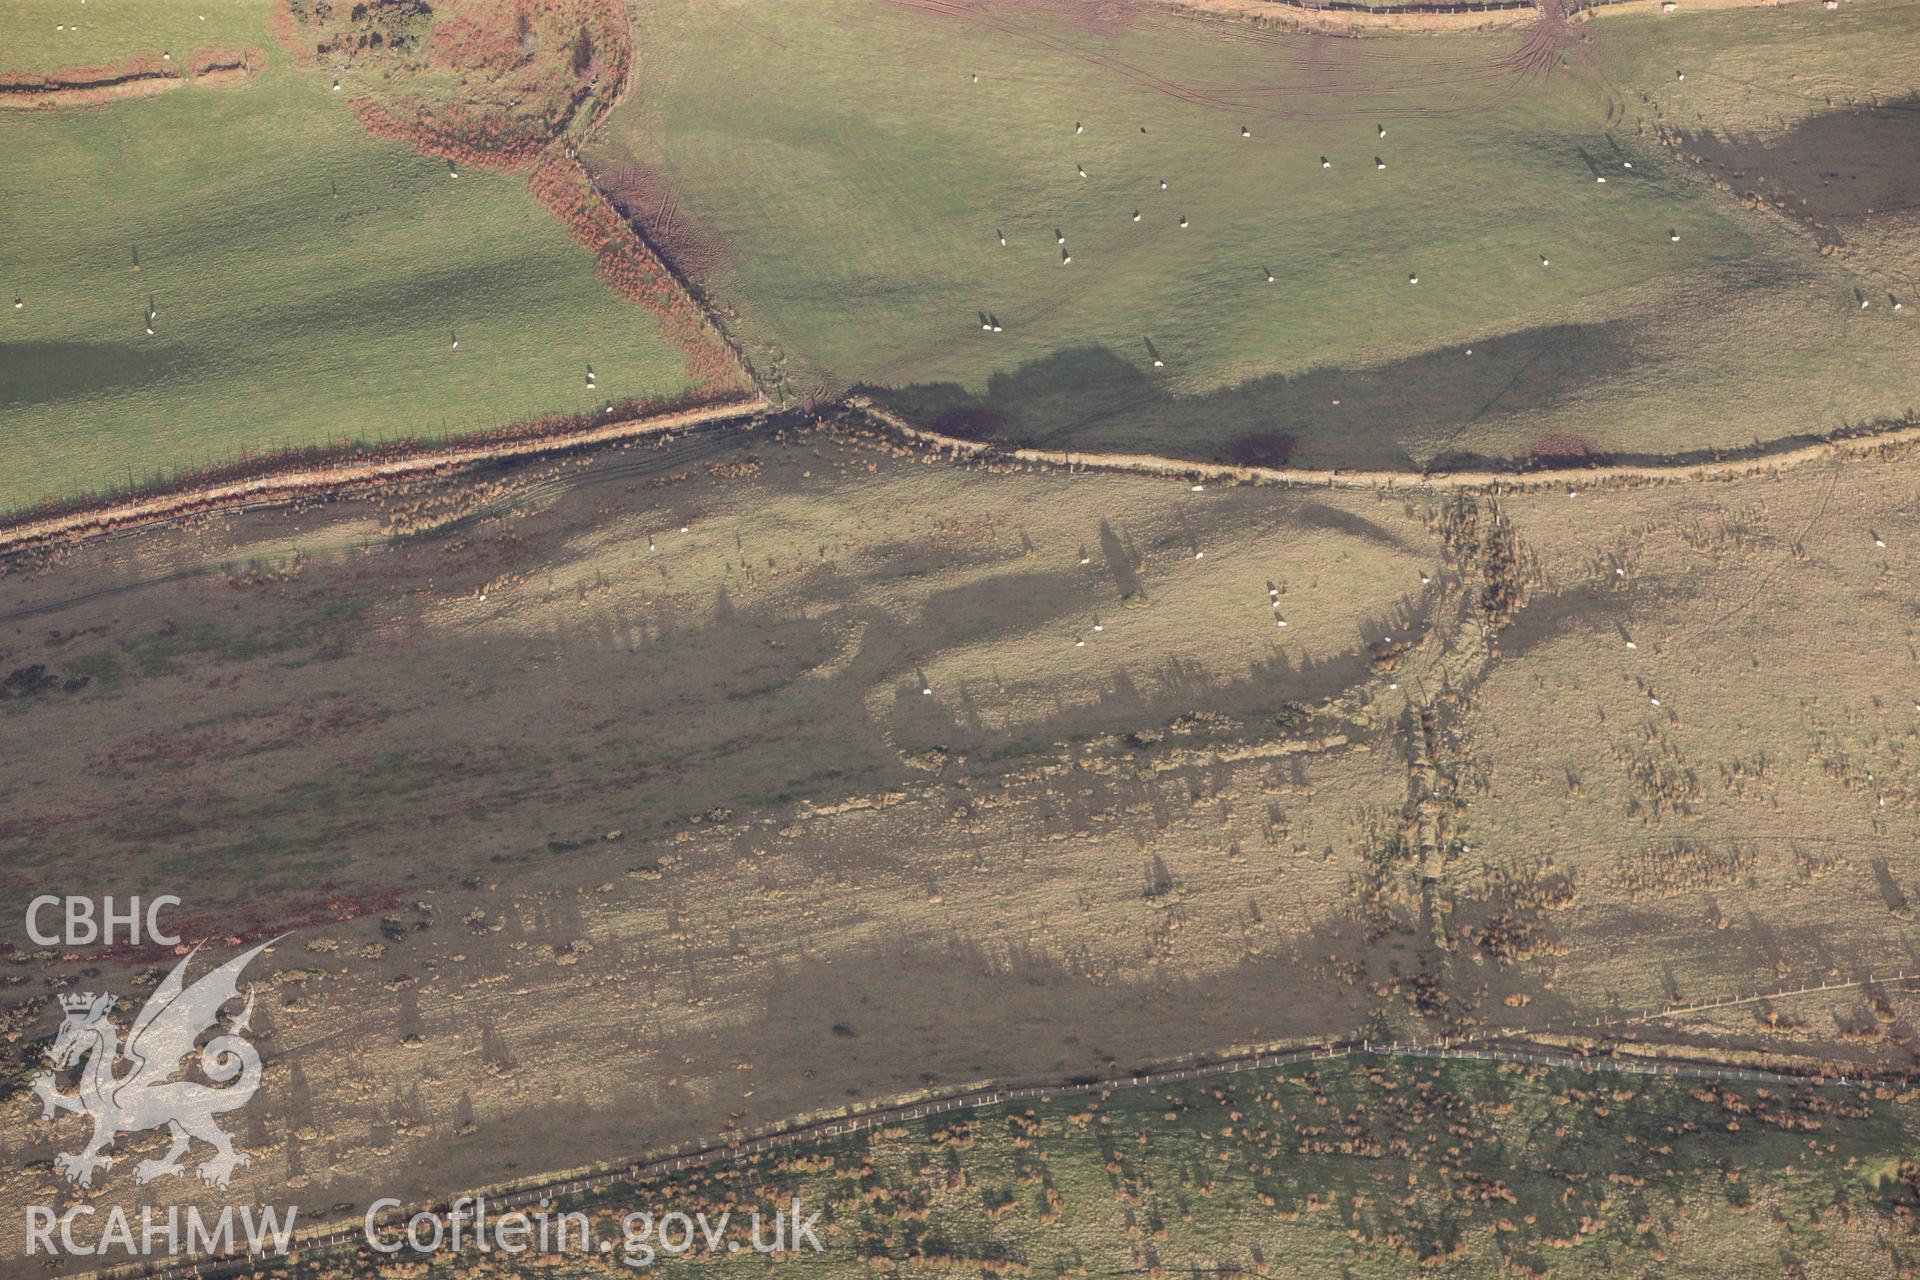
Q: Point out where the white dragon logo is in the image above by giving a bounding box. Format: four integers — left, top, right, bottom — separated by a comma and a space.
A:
32, 938, 278, 1190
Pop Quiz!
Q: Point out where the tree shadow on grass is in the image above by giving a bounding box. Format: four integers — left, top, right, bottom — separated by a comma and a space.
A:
1669, 94, 1920, 241
860, 317, 1647, 473
0, 340, 193, 407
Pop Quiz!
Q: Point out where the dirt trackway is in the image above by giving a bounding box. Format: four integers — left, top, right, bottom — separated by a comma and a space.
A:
0, 398, 770, 554
851, 398, 1920, 491
7, 394, 1917, 558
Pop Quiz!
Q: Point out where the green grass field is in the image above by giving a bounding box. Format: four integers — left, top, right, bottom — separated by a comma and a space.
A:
273, 1055, 1920, 1279
0, 0, 267, 75
0, 2, 701, 515
594, 0, 1920, 469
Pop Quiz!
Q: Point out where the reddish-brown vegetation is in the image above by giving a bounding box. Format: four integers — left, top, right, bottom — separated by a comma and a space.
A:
62, 888, 408, 966
277, 0, 632, 158
528, 150, 747, 391
183, 42, 267, 80
0, 55, 178, 108
273, 0, 745, 393
355, 101, 544, 168
0, 45, 263, 108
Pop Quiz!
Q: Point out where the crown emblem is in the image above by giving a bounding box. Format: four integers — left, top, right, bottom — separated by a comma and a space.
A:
36, 939, 277, 1192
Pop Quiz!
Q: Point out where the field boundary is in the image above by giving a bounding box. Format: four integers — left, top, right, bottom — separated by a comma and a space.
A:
1159, 0, 1808, 33
96, 1011, 1907, 1280
0, 397, 768, 555
582, 160, 768, 397
0, 46, 265, 110
11, 395, 1917, 556
849, 397, 1920, 493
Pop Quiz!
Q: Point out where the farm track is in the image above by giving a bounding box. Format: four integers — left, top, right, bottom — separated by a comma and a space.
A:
0, 398, 769, 558
850, 398, 1920, 491
0, 427, 756, 625
6, 393, 1917, 563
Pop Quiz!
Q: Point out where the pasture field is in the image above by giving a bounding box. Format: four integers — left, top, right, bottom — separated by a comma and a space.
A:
0, 1, 704, 516
6, 2, 1920, 1274
272, 1056, 1920, 1280
0, 0, 266, 75
4, 422, 1919, 1261
592, 0, 1920, 468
